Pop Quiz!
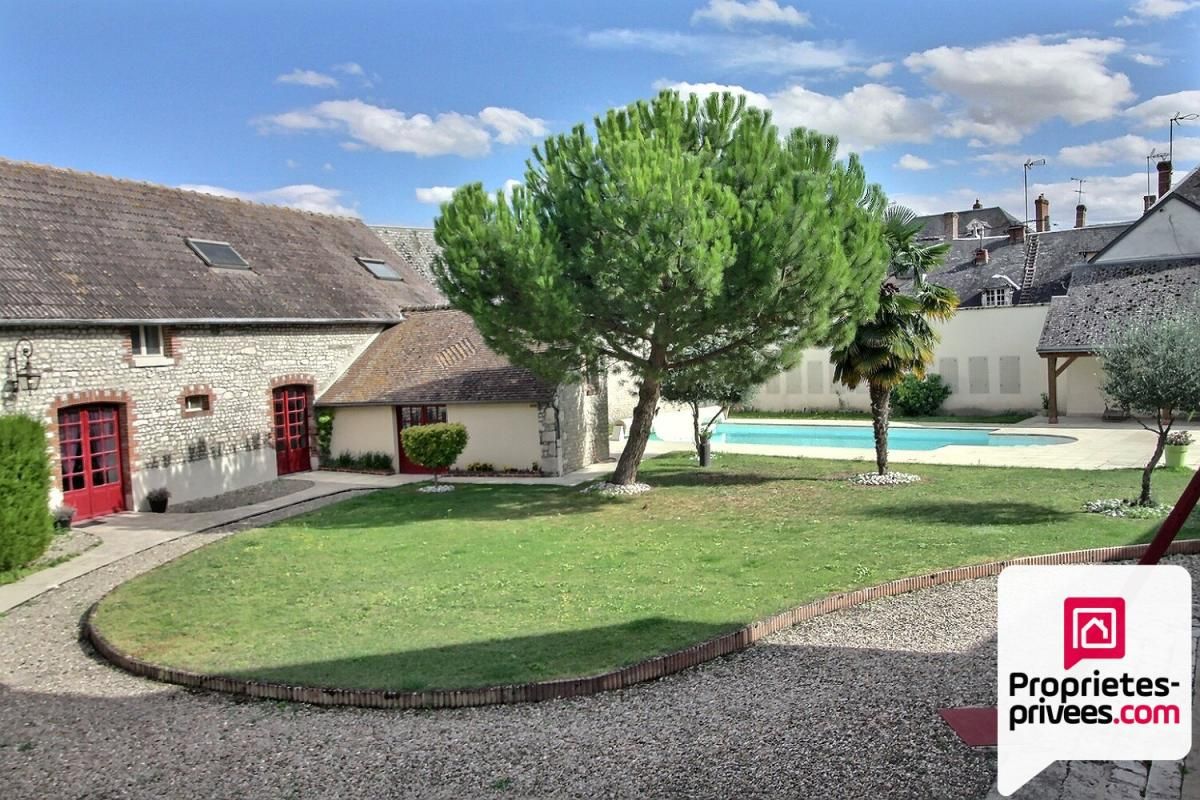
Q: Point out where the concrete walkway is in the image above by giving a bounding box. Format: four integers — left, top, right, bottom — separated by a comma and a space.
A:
671, 415, 1200, 471
0, 462, 617, 615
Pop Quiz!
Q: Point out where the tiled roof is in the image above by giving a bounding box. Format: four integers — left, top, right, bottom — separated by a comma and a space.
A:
915, 223, 1127, 307
371, 226, 447, 302
0, 158, 445, 322
1167, 164, 1200, 206
915, 206, 1021, 241
1037, 256, 1200, 353
319, 309, 554, 405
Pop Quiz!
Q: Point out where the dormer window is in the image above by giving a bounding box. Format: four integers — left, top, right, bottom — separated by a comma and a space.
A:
186, 238, 249, 269
356, 257, 402, 281
981, 288, 1013, 307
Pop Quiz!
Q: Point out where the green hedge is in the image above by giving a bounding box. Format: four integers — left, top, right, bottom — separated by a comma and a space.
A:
0, 415, 54, 571
401, 423, 469, 476
327, 450, 394, 472
892, 374, 953, 416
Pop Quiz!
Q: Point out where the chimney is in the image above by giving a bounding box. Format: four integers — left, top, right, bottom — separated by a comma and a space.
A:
942, 211, 959, 240
1157, 159, 1173, 199
974, 247, 990, 266
972, 198, 983, 210
1075, 204, 1087, 229
1144, 194, 1156, 212
1034, 193, 1049, 233
1007, 223, 1026, 244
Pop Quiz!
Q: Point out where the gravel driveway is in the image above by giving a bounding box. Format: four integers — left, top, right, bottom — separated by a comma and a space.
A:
5, 525, 1187, 799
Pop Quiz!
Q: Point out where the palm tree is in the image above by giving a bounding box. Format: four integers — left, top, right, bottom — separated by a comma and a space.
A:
830, 206, 958, 475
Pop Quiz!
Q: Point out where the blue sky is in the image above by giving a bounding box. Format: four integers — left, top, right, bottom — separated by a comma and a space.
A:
2, 0, 1198, 227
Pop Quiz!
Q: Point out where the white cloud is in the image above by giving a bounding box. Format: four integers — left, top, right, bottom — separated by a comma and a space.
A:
1117, 0, 1200, 25
415, 186, 457, 204
501, 178, 523, 198
180, 183, 357, 216
333, 62, 365, 76
667, 80, 940, 152
584, 29, 854, 73
968, 151, 1049, 176
285, 159, 299, 169
865, 61, 894, 78
691, 0, 810, 28
904, 36, 1134, 144
478, 106, 548, 144
322, 162, 334, 172
256, 100, 546, 157
1124, 90, 1200, 129
275, 69, 338, 89
1132, 53, 1165, 66
1059, 133, 1200, 166
895, 154, 933, 171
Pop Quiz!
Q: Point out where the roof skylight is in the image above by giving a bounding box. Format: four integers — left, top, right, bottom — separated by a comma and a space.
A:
185, 238, 250, 269
356, 257, 402, 281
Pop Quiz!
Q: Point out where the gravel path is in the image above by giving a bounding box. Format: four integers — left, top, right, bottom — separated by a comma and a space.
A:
167, 478, 314, 514
3, 520, 1194, 800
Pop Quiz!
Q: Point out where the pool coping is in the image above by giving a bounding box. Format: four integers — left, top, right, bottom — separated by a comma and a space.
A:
83, 537, 1200, 710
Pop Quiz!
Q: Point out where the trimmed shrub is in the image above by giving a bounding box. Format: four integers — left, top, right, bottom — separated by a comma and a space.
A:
892, 374, 953, 416
327, 451, 394, 472
315, 408, 336, 459
0, 415, 54, 571
402, 423, 469, 485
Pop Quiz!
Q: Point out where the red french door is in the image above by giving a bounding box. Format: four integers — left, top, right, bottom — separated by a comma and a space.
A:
396, 405, 448, 473
273, 386, 312, 475
59, 405, 126, 521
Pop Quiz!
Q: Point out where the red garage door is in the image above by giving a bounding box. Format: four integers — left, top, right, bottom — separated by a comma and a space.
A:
273, 385, 312, 476
59, 405, 126, 521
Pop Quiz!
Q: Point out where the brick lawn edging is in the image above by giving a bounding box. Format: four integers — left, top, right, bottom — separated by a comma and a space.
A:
83, 537, 1200, 710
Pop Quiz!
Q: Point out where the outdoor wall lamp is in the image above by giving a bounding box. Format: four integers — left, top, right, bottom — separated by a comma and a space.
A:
5, 338, 42, 394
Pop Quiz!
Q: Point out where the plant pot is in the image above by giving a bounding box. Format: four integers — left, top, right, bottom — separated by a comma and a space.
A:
699, 439, 712, 467
1165, 444, 1188, 469
148, 497, 169, 513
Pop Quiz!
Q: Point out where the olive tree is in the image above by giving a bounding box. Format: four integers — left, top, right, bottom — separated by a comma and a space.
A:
1100, 309, 1200, 505
434, 90, 888, 485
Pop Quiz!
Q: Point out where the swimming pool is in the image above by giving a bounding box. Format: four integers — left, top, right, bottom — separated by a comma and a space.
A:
693, 422, 1073, 451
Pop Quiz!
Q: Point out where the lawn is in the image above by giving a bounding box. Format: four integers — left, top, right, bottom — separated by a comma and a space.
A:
730, 409, 1035, 424
91, 454, 1197, 692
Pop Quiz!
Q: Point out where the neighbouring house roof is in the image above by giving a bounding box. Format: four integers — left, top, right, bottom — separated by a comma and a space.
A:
914, 223, 1127, 307
320, 308, 555, 405
1037, 256, 1200, 353
371, 226, 446, 300
0, 158, 445, 323
915, 206, 1022, 241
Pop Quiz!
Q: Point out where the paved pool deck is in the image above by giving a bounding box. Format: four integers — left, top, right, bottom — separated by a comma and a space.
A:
660, 415, 1200, 471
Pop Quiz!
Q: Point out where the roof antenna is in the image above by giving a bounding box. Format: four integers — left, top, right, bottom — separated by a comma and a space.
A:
1069, 177, 1086, 205
1023, 158, 1046, 230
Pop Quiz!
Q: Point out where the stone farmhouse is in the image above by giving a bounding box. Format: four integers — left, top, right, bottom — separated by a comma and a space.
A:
748, 161, 1200, 420
0, 159, 607, 520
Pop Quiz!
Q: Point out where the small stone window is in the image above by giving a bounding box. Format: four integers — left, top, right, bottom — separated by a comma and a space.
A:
131, 324, 164, 357
184, 395, 210, 413
981, 288, 1012, 307
179, 386, 215, 418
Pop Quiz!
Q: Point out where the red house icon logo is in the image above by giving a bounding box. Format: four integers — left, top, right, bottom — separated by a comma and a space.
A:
1064, 597, 1126, 669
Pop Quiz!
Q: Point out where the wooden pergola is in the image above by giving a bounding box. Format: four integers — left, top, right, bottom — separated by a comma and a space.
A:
1041, 351, 1090, 424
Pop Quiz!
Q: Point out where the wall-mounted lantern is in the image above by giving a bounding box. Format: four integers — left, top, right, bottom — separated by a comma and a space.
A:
5, 338, 42, 394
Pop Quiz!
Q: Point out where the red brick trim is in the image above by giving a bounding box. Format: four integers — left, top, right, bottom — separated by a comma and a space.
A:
83, 537, 1200, 710
177, 385, 215, 418
47, 389, 138, 512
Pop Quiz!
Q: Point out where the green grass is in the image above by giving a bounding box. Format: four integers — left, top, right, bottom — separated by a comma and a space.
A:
730, 409, 1036, 424
91, 454, 1196, 692
0, 550, 81, 587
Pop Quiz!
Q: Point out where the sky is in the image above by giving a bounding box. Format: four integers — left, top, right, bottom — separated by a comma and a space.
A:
2, 0, 1198, 228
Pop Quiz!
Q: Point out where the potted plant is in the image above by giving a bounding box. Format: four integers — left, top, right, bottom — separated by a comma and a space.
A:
52, 504, 76, 531
146, 487, 171, 513
1165, 430, 1192, 468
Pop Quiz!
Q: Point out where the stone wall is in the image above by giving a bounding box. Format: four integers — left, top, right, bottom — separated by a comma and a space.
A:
556, 374, 610, 475
0, 324, 381, 508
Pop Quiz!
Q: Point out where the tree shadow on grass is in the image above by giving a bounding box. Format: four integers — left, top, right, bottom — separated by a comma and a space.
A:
642, 466, 845, 489
206, 618, 741, 692
856, 501, 1073, 527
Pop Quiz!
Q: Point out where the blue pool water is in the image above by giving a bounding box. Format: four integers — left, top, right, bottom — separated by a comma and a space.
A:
699, 423, 1073, 451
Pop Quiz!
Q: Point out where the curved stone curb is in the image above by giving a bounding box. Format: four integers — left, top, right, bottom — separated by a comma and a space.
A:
83, 538, 1200, 710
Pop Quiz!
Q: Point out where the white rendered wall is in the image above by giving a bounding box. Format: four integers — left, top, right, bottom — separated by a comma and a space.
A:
327, 405, 399, 465
445, 403, 542, 471
1094, 198, 1200, 263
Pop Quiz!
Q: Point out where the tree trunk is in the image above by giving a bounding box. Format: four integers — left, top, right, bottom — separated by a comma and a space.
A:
690, 400, 703, 461
869, 382, 891, 476
611, 376, 661, 485
1139, 430, 1168, 506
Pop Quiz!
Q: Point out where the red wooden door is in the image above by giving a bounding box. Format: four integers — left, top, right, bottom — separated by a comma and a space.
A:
273, 386, 312, 475
59, 405, 126, 521
396, 405, 447, 473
